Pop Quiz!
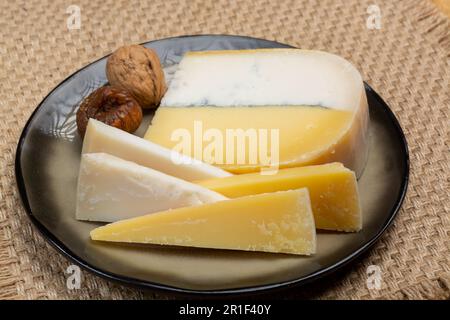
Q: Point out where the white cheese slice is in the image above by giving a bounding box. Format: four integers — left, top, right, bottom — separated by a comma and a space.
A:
82, 119, 232, 181
76, 153, 227, 222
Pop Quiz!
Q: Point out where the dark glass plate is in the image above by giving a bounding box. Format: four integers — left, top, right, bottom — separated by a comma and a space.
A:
15, 35, 409, 295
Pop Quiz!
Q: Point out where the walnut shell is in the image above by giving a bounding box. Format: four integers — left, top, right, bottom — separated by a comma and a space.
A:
106, 44, 167, 109
76, 86, 143, 137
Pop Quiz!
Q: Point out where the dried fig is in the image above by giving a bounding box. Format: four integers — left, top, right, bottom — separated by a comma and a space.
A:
76, 86, 143, 137
106, 44, 167, 109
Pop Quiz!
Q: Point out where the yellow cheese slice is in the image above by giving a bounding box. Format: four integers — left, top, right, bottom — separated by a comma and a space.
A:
145, 49, 369, 177
197, 162, 361, 232
90, 189, 316, 255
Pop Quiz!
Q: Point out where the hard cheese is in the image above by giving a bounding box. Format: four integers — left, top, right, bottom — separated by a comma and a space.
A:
90, 188, 317, 255
197, 162, 362, 232
76, 153, 227, 222
145, 49, 369, 177
82, 119, 232, 181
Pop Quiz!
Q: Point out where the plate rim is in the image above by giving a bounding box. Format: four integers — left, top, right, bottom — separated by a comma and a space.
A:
14, 34, 410, 296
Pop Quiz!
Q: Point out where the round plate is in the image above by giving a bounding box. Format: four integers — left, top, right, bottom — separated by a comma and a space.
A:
15, 35, 409, 295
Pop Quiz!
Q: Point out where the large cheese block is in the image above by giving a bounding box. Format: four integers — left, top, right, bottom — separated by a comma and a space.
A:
76, 153, 227, 222
197, 162, 361, 232
91, 189, 316, 255
145, 49, 369, 176
82, 119, 232, 181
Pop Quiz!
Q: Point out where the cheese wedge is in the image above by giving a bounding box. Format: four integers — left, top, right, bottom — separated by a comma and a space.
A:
90, 189, 316, 255
82, 119, 232, 181
76, 153, 227, 222
197, 162, 361, 232
145, 49, 369, 177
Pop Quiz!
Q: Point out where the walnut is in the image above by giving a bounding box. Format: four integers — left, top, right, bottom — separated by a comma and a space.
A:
76, 86, 143, 137
106, 45, 167, 109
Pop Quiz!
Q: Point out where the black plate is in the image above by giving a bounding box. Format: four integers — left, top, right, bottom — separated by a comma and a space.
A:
15, 35, 409, 296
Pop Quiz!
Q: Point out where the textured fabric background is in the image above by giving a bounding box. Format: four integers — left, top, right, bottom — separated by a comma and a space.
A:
0, 0, 449, 300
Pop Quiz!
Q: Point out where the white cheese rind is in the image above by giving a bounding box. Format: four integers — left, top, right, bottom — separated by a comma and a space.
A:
82, 119, 232, 181
76, 153, 227, 222
162, 49, 365, 111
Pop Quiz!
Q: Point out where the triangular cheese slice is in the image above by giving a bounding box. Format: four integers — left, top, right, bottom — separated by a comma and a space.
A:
82, 119, 232, 181
197, 162, 362, 232
90, 188, 316, 255
76, 153, 227, 222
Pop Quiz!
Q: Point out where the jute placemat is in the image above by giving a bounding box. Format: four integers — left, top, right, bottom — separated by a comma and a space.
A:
0, 0, 448, 300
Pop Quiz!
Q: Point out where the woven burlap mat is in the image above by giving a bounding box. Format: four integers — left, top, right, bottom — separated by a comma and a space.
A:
0, 0, 449, 300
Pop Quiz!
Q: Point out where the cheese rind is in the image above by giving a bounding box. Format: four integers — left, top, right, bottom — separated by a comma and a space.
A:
162, 49, 364, 110
145, 49, 369, 176
197, 162, 362, 232
90, 189, 316, 255
82, 119, 232, 181
76, 153, 227, 222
